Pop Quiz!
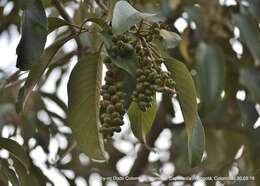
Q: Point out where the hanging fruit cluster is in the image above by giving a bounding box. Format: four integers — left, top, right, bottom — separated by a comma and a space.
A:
100, 57, 126, 138
100, 21, 176, 137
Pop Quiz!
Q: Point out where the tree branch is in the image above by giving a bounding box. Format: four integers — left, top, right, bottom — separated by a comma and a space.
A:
51, 0, 83, 55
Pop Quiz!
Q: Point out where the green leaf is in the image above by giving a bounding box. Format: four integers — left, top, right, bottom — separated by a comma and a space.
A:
165, 58, 198, 139
233, 14, 260, 66
112, 0, 156, 35
0, 160, 20, 186
67, 53, 107, 160
0, 137, 29, 172
13, 160, 41, 186
16, 0, 48, 70
159, 29, 181, 49
16, 34, 73, 113
128, 98, 157, 142
196, 42, 225, 111
239, 67, 260, 101
188, 114, 205, 167
47, 17, 68, 33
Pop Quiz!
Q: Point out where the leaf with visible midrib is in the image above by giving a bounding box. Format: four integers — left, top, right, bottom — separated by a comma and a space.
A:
188, 114, 205, 167
165, 58, 197, 139
16, 0, 47, 70
16, 34, 73, 113
112, 1, 156, 35
196, 42, 225, 111
0, 137, 29, 172
128, 98, 157, 142
67, 53, 107, 160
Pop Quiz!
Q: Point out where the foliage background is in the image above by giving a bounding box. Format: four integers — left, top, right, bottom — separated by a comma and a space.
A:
0, 0, 260, 185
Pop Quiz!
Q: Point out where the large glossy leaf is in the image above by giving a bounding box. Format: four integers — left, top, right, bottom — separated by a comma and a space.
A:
16, 0, 47, 70
0, 159, 20, 186
112, 1, 156, 35
239, 67, 260, 101
233, 14, 260, 66
128, 98, 157, 142
67, 53, 107, 160
0, 137, 29, 172
196, 42, 225, 111
188, 114, 205, 167
16, 34, 73, 113
165, 58, 198, 139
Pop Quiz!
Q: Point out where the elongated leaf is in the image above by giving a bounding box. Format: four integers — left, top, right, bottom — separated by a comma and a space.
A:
165, 58, 198, 138
0, 160, 20, 186
0, 137, 29, 172
238, 100, 259, 129
188, 114, 205, 167
128, 98, 157, 142
196, 42, 225, 111
239, 67, 260, 101
47, 17, 68, 33
67, 53, 107, 160
112, 1, 156, 34
16, 34, 73, 113
233, 14, 260, 66
160, 29, 181, 49
16, 0, 47, 70
13, 161, 41, 186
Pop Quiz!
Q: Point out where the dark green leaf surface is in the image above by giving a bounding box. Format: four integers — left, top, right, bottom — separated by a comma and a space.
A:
16, 0, 48, 70
47, 17, 68, 33
196, 42, 225, 111
0, 137, 29, 172
128, 98, 157, 142
67, 53, 107, 160
165, 58, 198, 139
16, 34, 73, 113
188, 114, 205, 167
233, 14, 260, 66
239, 67, 260, 101
0, 160, 20, 186
112, 1, 156, 35
238, 100, 259, 128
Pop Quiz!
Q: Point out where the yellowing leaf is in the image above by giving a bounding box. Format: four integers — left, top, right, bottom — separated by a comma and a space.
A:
165, 58, 197, 139
67, 53, 107, 160
128, 98, 157, 142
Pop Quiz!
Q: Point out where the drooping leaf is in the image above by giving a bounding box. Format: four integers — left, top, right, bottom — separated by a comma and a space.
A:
47, 17, 68, 33
239, 67, 260, 101
112, 0, 156, 35
165, 58, 198, 139
16, 34, 73, 113
0, 137, 29, 172
0, 159, 20, 186
196, 42, 225, 111
13, 160, 41, 186
16, 0, 48, 70
159, 29, 181, 49
67, 53, 107, 160
128, 98, 157, 142
233, 14, 260, 66
188, 114, 205, 167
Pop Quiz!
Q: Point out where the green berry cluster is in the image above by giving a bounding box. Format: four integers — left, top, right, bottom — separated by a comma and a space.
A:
131, 22, 175, 111
110, 35, 134, 57
100, 57, 126, 138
